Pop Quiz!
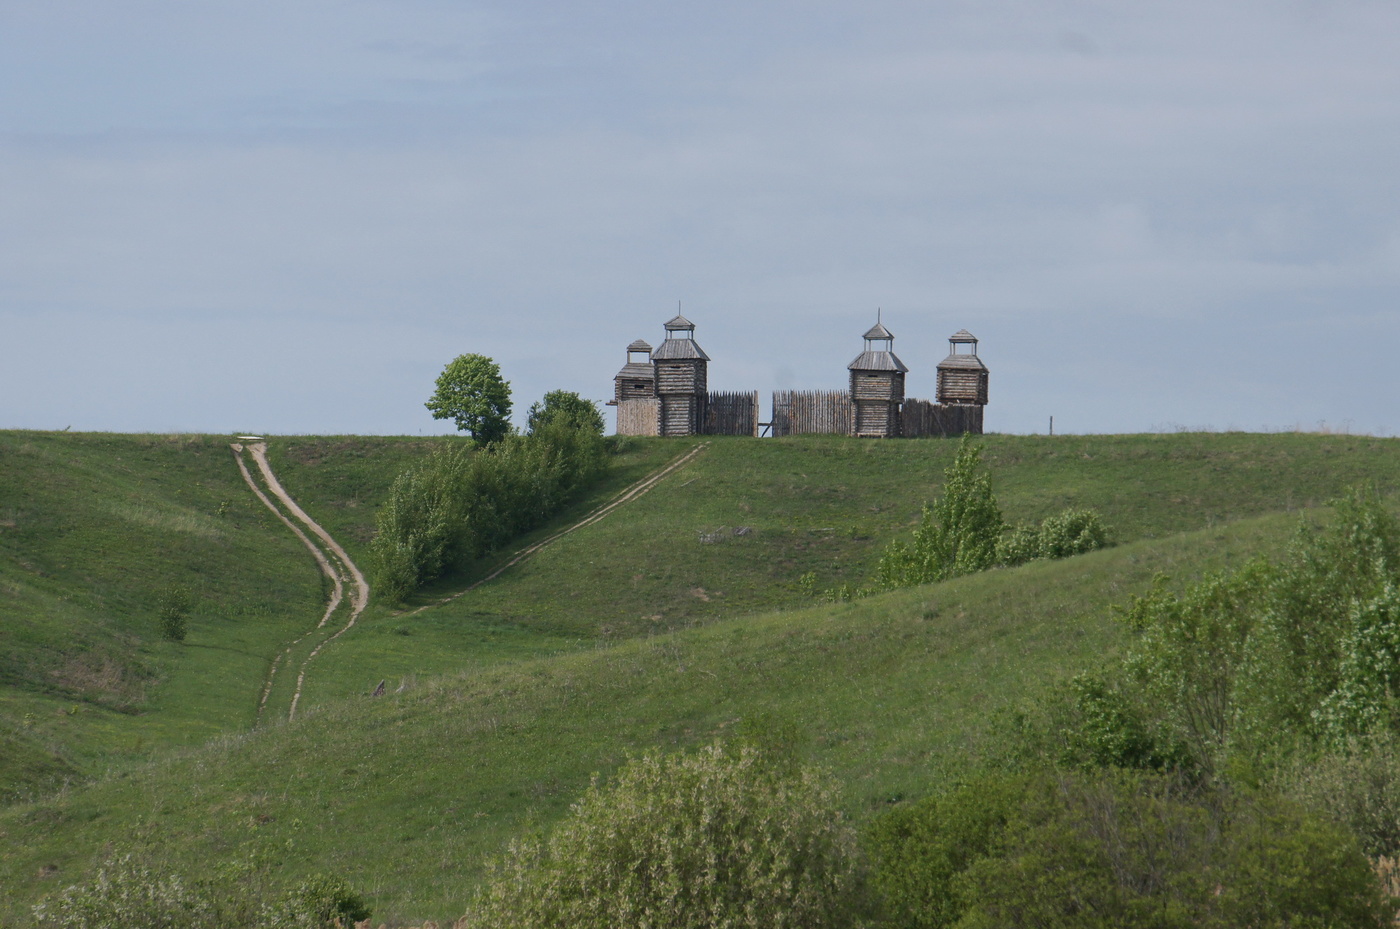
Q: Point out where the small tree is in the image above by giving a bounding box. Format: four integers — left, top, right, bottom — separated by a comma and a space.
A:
157, 585, 190, 643
878, 437, 1004, 588
526, 390, 605, 436
468, 743, 866, 929
425, 354, 512, 445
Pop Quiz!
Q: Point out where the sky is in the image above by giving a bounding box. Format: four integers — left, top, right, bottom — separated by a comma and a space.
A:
1, 0, 1397, 436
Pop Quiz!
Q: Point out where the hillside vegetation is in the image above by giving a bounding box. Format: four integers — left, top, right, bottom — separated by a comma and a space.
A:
2, 430, 1399, 924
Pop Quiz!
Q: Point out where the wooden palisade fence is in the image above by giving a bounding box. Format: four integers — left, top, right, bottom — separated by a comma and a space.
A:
771, 390, 854, 437
705, 391, 761, 437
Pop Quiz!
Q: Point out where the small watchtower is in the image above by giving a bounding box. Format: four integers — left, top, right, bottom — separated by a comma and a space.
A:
611, 339, 656, 405
848, 318, 908, 438
936, 330, 989, 406
652, 314, 710, 436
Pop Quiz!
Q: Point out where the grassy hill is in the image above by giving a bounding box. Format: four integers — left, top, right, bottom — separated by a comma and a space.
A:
2, 430, 1399, 923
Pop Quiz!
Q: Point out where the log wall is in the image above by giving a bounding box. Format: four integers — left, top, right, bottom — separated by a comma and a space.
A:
616, 399, 660, 436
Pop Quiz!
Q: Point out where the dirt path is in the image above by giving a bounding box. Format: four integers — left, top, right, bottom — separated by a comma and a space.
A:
231, 442, 369, 723
407, 441, 709, 616
231, 439, 706, 717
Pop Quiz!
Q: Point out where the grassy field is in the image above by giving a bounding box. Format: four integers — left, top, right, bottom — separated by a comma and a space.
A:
2, 430, 1399, 923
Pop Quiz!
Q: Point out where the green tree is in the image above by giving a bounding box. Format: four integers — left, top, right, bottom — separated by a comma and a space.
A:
425, 353, 512, 444
527, 390, 605, 436
878, 437, 1004, 588
467, 743, 866, 929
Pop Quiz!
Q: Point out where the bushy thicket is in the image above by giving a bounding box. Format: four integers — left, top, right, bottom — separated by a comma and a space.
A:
370, 412, 608, 601
875, 438, 1110, 590
466, 743, 866, 929
870, 488, 1400, 928
871, 769, 1388, 929
31, 855, 368, 929
1104, 487, 1400, 775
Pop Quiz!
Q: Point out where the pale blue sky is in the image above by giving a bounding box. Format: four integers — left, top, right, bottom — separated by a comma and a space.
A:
2, 1, 1397, 435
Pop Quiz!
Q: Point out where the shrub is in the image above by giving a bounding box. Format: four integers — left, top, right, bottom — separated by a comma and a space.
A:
467, 742, 866, 929
32, 855, 217, 929
1278, 730, 1400, 859
995, 509, 1109, 568
878, 437, 1004, 588
867, 773, 1027, 929
1036, 508, 1109, 560
369, 418, 610, 601
262, 873, 371, 929
156, 585, 191, 643
956, 771, 1390, 929
527, 390, 605, 436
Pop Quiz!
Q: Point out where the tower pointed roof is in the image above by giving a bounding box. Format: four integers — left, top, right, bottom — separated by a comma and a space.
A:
664, 314, 696, 331
849, 316, 907, 372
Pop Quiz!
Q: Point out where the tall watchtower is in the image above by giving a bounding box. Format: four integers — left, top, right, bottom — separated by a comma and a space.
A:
936, 330, 989, 407
612, 339, 656, 404
652, 314, 710, 436
848, 319, 908, 438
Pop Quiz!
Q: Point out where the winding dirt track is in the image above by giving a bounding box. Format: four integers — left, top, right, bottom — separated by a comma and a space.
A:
231, 442, 367, 723
231, 439, 708, 720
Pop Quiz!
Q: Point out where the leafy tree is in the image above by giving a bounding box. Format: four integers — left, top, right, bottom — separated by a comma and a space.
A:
527, 390, 605, 436
425, 353, 512, 444
467, 742, 866, 929
878, 437, 1004, 588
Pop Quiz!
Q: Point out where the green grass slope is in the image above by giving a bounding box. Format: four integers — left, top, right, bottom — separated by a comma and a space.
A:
3, 430, 1399, 923
0, 511, 1299, 924
301, 432, 1400, 708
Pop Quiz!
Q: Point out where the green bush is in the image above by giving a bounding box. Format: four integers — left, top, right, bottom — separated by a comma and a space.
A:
1278, 730, 1400, 859
995, 509, 1109, 568
32, 855, 217, 929
467, 742, 866, 929
156, 585, 191, 643
955, 771, 1389, 929
369, 417, 610, 601
867, 773, 1027, 929
1116, 487, 1400, 772
527, 390, 605, 436
262, 873, 370, 929
878, 437, 1004, 588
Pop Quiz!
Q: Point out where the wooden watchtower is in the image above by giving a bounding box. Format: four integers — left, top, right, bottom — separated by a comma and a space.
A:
848, 319, 908, 438
652, 314, 710, 436
936, 330, 989, 407
612, 339, 656, 404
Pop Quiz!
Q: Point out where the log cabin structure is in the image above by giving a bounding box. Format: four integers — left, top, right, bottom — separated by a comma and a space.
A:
612, 339, 656, 404
848, 320, 908, 438
652, 314, 710, 436
936, 329, 989, 406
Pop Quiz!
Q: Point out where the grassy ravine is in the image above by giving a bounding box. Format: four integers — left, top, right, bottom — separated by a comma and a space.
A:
1, 431, 1399, 924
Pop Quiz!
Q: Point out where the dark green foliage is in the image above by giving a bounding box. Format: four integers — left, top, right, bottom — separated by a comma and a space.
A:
264, 873, 371, 929
31, 855, 218, 929
468, 743, 865, 929
868, 773, 1027, 929
996, 509, 1110, 568
155, 585, 191, 643
370, 421, 609, 600
955, 771, 1389, 929
425, 353, 513, 444
527, 390, 605, 437
1278, 730, 1400, 858
878, 438, 1004, 587
1117, 487, 1400, 771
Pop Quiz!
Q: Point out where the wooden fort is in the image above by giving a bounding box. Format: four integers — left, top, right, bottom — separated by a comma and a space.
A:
612, 313, 986, 438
